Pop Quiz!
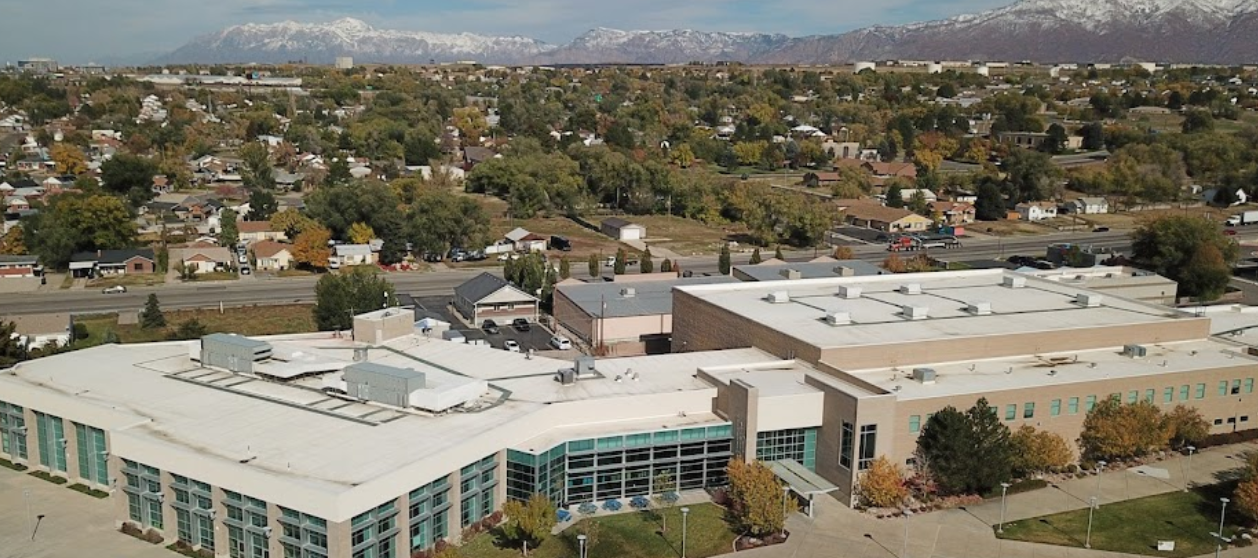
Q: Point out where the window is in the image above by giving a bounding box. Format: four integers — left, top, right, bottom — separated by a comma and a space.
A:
1050, 399, 1061, 417
1005, 404, 1016, 421
908, 415, 921, 433
1085, 395, 1097, 411
1232, 380, 1242, 395
1247, 379, 1255, 394
74, 423, 108, 485
857, 424, 877, 471
34, 411, 67, 472
1145, 389, 1155, 403
1127, 391, 1138, 404
1180, 385, 1190, 401
839, 422, 854, 469
1068, 397, 1079, 415
1196, 383, 1207, 399
1214, 418, 1224, 426
1024, 402, 1035, 419
1163, 387, 1174, 404
1220, 381, 1229, 396
133, 262, 143, 271
1243, 416, 1251, 423
0, 401, 29, 460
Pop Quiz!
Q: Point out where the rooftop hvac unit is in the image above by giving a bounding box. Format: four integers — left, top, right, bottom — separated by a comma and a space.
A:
575, 355, 596, 377
901, 305, 929, 320
838, 286, 862, 299
912, 367, 937, 384
834, 266, 856, 277
1075, 293, 1104, 308
779, 269, 802, 280
824, 311, 851, 326
899, 283, 923, 295
555, 368, 577, 386
767, 291, 791, 304
620, 287, 636, 298
1123, 344, 1148, 358
966, 301, 992, 316
1002, 276, 1026, 289
353, 347, 369, 361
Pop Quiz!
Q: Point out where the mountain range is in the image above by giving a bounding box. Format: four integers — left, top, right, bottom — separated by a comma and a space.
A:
156, 0, 1258, 66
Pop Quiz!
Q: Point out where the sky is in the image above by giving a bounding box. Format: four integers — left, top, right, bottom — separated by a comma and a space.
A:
1, 0, 1013, 64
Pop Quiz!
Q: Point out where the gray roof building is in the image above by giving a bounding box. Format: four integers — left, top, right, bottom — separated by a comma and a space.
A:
732, 260, 888, 282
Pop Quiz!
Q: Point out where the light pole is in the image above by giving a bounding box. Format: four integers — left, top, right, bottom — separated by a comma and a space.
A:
902, 509, 914, 558
1085, 496, 1098, 549
1184, 446, 1197, 492
1215, 497, 1230, 558
1094, 460, 1107, 505
681, 507, 691, 558
997, 482, 1011, 534
577, 534, 587, 558
781, 486, 791, 537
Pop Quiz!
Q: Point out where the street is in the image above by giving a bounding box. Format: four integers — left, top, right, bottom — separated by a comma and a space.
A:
0, 231, 1134, 316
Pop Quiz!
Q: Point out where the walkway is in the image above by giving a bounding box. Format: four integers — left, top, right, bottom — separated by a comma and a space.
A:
723, 442, 1258, 558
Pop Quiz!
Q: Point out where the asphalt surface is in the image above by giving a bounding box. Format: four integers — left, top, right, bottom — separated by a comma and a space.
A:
0, 231, 1135, 316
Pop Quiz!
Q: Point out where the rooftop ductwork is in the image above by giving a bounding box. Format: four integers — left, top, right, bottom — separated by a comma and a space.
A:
834, 266, 856, 277
901, 305, 929, 321
1002, 276, 1026, 289
912, 367, 937, 384
899, 283, 923, 295
966, 301, 992, 316
779, 269, 802, 280
1075, 293, 1104, 308
767, 291, 791, 304
1123, 344, 1148, 358
838, 286, 862, 299
824, 311, 851, 326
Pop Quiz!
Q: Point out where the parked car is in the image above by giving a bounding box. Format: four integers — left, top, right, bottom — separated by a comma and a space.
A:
1092, 226, 1110, 233
549, 336, 572, 350
503, 340, 521, 353
512, 318, 531, 332
101, 285, 127, 294
1225, 229, 1239, 236
481, 320, 500, 335
238, 254, 248, 264
466, 250, 487, 261
240, 266, 251, 275
549, 236, 572, 251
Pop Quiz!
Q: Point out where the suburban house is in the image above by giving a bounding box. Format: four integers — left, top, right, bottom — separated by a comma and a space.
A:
835, 159, 918, 185
841, 202, 933, 232
801, 172, 842, 188
171, 247, 233, 274
453, 272, 540, 325
995, 131, 1049, 149
69, 249, 156, 278
552, 274, 738, 355
1068, 197, 1109, 215
7, 313, 71, 350
600, 218, 647, 241
0, 254, 40, 278
462, 146, 499, 169
1016, 201, 1059, 221
238, 220, 289, 244
334, 244, 377, 267
896, 188, 938, 204
504, 228, 547, 253
251, 240, 294, 271
732, 259, 887, 282
929, 201, 977, 225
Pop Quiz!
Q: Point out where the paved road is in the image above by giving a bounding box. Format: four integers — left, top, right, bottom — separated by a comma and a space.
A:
0, 232, 1134, 316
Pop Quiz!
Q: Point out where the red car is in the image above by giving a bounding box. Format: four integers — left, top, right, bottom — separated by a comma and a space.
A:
1225, 229, 1239, 236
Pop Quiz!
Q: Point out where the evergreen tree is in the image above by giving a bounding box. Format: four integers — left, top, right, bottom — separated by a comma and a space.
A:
719, 244, 732, 275
140, 294, 166, 330
559, 257, 571, 280
613, 248, 628, 275
885, 183, 905, 208
219, 208, 240, 247
1041, 123, 1068, 154
916, 397, 1013, 496
588, 253, 599, 277
774, 245, 785, 260
749, 247, 762, 265
975, 181, 1006, 221
640, 248, 654, 273
661, 258, 673, 273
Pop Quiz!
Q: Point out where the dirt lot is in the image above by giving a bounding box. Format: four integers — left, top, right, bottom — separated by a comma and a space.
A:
77, 304, 317, 344
622, 215, 747, 256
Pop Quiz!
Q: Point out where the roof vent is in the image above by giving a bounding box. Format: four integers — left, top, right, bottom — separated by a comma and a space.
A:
779, 269, 802, 280
620, 287, 636, 298
834, 266, 856, 277
901, 305, 929, 320
1123, 344, 1148, 358
1075, 293, 1103, 308
966, 301, 992, 316
1003, 276, 1026, 289
838, 286, 862, 299
767, 291, 791, 304
899, 283, 923, 295
824, 311, 851, 326
912, 367, 937, 384
555, 368, 577, 386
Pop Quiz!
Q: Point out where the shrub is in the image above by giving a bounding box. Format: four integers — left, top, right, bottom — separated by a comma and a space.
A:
858, 456, 909, 508
0, 457, 28, 471
1163, 405, 1210, 449
726, 459, 786, 537
30, 470, 68, 485
120, 522, 143, 537
1200, 429, 1258, 449
1078, 399, 1168, 461
1010, 425, 1073, 476
68, 483, 110, 498
143, 529, 164, 544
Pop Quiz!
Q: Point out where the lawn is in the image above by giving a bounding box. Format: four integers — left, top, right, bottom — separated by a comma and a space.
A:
183, 271, 238, 282
88, 273, 166, 288
76, 304, 317, 345
998, 484, 1246, 557
456, 504, 737, 558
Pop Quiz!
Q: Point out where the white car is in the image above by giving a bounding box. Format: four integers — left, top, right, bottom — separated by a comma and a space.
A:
503, 340, 521, 353
549, 336, 572, 350
238, 254, 248, 264
101, 285, 127, 294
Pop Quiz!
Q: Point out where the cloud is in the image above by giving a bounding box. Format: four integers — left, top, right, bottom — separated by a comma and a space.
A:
0, 0, 1016, 63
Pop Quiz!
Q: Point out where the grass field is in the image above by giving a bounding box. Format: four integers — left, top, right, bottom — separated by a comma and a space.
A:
998, 484, 1244, 557
456, 504, 737, 558
88, 274, 167, 288
77, 304, 317, 344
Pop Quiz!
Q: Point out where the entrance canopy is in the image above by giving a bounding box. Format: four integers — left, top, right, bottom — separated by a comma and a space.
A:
770, 459, 838, 496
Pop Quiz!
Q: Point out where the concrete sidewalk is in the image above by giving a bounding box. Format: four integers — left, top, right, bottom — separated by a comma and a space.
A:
722, 442, 1258, 558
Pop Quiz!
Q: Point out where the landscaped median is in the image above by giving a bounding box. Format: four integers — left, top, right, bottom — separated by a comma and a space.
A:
997, 484, 1254, 557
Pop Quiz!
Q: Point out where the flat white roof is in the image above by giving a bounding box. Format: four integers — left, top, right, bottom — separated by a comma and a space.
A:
676, 269, 1186, 349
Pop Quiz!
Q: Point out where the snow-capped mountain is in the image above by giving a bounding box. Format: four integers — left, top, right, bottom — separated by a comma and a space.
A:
157, 18, 555, 65
158, 0, 1258, 66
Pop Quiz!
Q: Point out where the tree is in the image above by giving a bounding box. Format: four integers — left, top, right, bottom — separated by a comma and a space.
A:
1001, 148, 1059, 203
558, 257, 570, 280
1041, 123, 1068, 155
640, 248, 654, 273
313, 268, 397, 331
0, 320, 27, 367
172, 319, 209, 340
1078, 398, 1169, 461
219, 208, 239, 247
719, 244, 732, 275
1078, 122, 1106, 151
726, 459, 786, 537
1181, 109, 1215, 134
587, 253, 599, 277
774, 245, 785, 260
324, 157, 352, 187
239, 142, 275, 190
916, 398, 1013, 496
670, 144, 696, 168
749, 247, 762, 265
858, 456, 909, 508
247, 189, 279, 222
975, 181, 1006, 221
292, 225, 332, 270
452, 106, 488, 144
501, 494, 557, 556
0, 226, 26, 255
613, 248, 628, 275
348, 222, 375, 245
140, 294, 166, 330
661, 258, 673, 273
1132, 216, 1238, 301
271, 209, 317, 238
1162, 405, 1210, 450
653, 470, 679, 533
1236, 456, 1258, 522
405, 189, 490, 260
908, 190, 930, 216
100, 154, 158, 207
1010, 425, 1073, 476
885, 183, 905, 208
23, 193, 136, 270
173, 259, 197, 281
51, 143, 87, 175
832, 246, 854, 260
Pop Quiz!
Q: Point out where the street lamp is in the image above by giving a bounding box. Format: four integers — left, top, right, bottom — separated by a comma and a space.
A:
1094, 460, 1107, 505
1184, 446, 1197, 492
781, 486, 791, 537
1085, 496, 1098, 548
997, 482, 1011, 534
681, 507, 691, 558
577, 534, 587, 558
1214, 497, 1230, 558
902, 509, 913, 558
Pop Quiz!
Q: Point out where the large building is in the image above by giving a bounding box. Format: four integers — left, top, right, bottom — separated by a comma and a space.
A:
3, 269, 1257, 557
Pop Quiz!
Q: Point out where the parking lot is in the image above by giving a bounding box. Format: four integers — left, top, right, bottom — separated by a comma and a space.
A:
413, 296, 560, 353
